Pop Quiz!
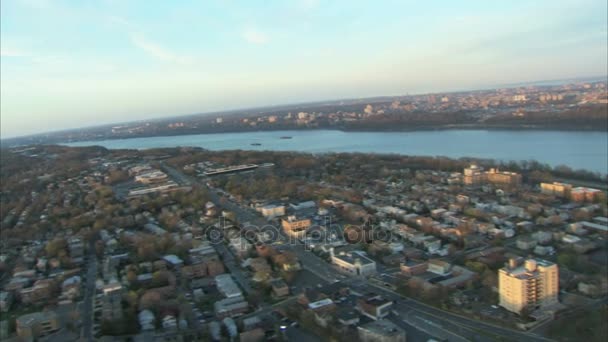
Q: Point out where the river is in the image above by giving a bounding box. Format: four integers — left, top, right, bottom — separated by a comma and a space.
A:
65, 129, 608, 174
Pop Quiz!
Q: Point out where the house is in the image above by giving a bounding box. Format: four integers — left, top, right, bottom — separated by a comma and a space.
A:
427, 259, 452, 276
271, 251, 301, 272
229, 237, 253, 258
242, 316, 262, 331
138, 310, 155, 331
400, 260, 428, 276
162, 255, 184, 268
214, 296, 248, 318
516, 236, 537, 250
161, 314, 178, 330
61, 275, 81, 299
270, 279, 289, 298
20, 279, 54, 305
307, 298, 335, 313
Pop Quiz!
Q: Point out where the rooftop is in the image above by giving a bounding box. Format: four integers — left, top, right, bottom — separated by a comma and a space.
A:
333, 251, 375, 266
358, 319, 405, 337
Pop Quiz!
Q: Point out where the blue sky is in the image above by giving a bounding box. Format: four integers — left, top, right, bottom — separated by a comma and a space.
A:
1, 0, 607, 138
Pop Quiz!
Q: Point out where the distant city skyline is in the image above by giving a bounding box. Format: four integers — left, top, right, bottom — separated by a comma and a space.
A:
2, 0, 607, 138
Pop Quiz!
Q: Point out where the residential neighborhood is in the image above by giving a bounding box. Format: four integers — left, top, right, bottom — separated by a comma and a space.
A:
0, 145, 606, 342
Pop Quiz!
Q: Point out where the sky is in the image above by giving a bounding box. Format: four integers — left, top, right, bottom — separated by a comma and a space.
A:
1, 0, 607, 138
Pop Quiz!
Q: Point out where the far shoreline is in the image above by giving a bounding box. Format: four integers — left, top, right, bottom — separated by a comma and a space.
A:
54, 125, 608, 146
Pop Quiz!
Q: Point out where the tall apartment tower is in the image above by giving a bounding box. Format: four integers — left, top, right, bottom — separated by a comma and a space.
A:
498, 258, 559, 314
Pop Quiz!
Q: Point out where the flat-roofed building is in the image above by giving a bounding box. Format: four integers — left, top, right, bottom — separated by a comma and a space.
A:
215, 274, 242, 298
463, 165, 521, 186
400, 260, 428, 276
16, 311, 60, 340
330, 249, 376, 277
571, 187, 603, 202
260, 204, 285, 219
214, 296, 248, 318
281, 216, 312, 238
499, 258, 559, 314
135, 170, 168, 184
427, 259, 451, 276
357, 294, 393, 320
540, 182, 572, 197
358, 319, 406, 342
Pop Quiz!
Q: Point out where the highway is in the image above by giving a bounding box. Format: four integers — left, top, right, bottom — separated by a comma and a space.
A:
356, 280, 554, 342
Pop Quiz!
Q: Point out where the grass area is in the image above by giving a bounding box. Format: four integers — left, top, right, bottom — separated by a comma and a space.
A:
546, 305, 608, 342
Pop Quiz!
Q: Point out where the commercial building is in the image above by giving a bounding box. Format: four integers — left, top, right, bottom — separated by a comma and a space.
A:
498, 258, 559, 314
281, 215, 312, 238
357, 319, 407, 342
16, 311, 60, 340
357, 294, 393, 320
330, 249, 376, 276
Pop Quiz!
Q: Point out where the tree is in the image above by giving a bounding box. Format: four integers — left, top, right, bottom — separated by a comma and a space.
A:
45, 238, 67, 258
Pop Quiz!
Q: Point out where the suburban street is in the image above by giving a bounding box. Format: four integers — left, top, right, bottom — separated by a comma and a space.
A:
214, 242, 253, 294
81, 239, 98, 342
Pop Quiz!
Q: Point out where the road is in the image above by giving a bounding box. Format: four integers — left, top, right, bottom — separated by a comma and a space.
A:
81, 239, 98, 342
355, 280, 554, 342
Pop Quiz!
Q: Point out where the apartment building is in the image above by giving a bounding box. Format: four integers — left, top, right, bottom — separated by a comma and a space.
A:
499, 258, 559, 314
463, 165, 521, 186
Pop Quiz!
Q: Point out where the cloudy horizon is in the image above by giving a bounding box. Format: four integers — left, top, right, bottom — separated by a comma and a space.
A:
2, 0, 607, 138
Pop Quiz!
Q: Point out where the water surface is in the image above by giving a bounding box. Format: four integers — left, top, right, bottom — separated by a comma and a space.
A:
66, 130, 608, 174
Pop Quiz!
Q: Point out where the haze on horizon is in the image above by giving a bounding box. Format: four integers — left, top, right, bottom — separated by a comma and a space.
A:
1, 0, 607, 139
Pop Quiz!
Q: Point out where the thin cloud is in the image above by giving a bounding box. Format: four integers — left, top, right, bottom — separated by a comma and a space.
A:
242, 29, 269, 45
0, 47, 28, 57
299, 0, 320, 11
129, 33, 192, 65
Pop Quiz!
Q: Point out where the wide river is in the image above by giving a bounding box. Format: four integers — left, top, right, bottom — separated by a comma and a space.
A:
66, 129, 608, 174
